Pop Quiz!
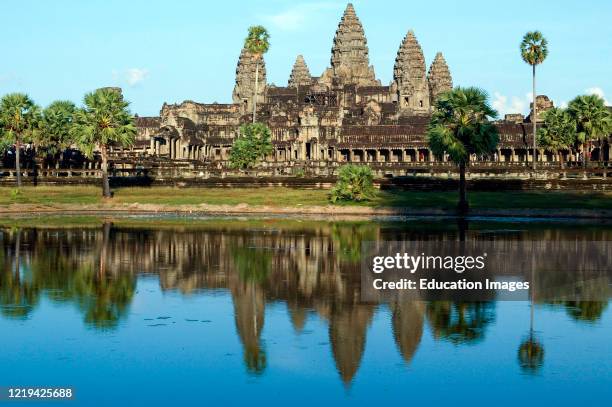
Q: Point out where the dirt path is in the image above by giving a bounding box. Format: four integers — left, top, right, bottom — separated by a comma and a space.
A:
2, 202, 612, 219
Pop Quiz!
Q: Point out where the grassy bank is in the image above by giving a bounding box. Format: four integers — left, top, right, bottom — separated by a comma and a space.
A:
0, 186, 611, 210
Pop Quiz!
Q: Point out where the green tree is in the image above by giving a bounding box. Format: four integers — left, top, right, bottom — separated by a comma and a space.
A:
0, 93, 41, 187
244, 25, 270, 123
520, 31, 548, 170
427, 87, 499, 213
330, 164, 375, 203
537, 107, 576, 168
229, 122, 273, 170
70, 88, 136, 198
567, 94, 612, 167
38, 100, 76, 165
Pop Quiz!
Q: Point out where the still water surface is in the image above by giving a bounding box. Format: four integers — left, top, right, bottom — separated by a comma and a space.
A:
0, 216, 611, 405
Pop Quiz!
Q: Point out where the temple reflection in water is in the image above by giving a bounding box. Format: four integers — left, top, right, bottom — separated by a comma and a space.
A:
1, 219, 610, 384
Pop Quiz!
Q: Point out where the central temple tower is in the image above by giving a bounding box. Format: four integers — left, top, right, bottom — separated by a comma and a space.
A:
319, 3, 379, 87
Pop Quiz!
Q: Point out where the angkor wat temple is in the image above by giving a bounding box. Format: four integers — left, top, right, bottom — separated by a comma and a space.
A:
130, 3, 594, 176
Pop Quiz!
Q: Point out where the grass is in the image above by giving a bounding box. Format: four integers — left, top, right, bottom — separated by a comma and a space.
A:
0, 186, 611, 210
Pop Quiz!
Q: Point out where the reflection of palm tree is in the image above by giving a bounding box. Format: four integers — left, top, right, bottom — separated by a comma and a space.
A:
391, 301, 424, 363
231, 246, 270, 375
426, 301, 495, 344
73, 223, 136, 329
0, 229, 40, 318
518, 261, 544, 373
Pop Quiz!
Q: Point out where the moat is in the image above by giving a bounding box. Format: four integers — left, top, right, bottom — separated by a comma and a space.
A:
1, 216, 611, 405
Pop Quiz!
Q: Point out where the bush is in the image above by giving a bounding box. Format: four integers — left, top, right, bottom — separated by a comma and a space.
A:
330, 164, 375, 203
229, 123, 273, 170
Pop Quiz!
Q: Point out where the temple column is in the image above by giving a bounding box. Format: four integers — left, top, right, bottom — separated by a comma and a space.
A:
375, 150, 381, 162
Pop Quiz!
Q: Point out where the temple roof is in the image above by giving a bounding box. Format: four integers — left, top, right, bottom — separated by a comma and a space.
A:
288, 55, 312, 88
393, 30, 427, 92
428, 52, 453, 102
329, 3, 377, 86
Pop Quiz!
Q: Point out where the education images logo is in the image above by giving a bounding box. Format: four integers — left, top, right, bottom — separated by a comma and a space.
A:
370, 251, 530, 292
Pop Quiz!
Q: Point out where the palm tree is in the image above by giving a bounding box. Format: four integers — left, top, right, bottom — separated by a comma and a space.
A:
427, 87, 499, 213
244, 25, 270, 123
520, 31, 548, 171
537, 107, 576, 168
70, 88, 136, 198
567, 94, 612, 168
0, 93, 41, 187
38, 100, 76, 167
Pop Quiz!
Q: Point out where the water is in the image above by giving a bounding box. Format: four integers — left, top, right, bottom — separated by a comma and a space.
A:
0, 216, 611, 405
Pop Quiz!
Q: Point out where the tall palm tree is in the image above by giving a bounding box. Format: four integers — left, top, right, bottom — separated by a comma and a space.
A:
38, 100, 76, 166
567, 94, 612, 168
244, 25, 270, 123
537, 107, 576, 168
520, 31, 548, 171
70, 88, 136, 198
0, 93, 41, 187
427, 87, 499, 213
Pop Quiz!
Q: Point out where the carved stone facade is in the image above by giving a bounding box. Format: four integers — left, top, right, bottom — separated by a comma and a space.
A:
288, 55, 312, 88
392, 30, 430, 114
528, 95, 554, 123
133, 3, 572, 170
427, 52, 453, 106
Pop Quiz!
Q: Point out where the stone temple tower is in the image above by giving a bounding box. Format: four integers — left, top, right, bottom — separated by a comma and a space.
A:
427, 52, 453, 106
288, 55, 312, 88
322, 3, 378, 87
232, 47, 267, 114
392, 30, 430, 115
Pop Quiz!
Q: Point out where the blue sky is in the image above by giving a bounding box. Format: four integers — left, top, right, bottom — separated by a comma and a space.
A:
1, 0, 610, 117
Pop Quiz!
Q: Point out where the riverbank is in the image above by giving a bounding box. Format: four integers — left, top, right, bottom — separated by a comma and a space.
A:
1, 186, 611, 218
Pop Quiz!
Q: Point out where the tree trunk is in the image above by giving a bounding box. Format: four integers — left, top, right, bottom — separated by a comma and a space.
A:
101, 145, 112, 198
98, 221, 112, 278
15, 138, 22, 188
458, 161, 468, 214
253, 60, 259, 124
532, 64, 537, 172
32, 145, 39, 187
583, 142, 589, 169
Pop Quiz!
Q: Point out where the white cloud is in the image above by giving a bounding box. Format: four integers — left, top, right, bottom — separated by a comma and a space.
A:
585, 87, 610, 105
492, 91, 532, 116
261, 2, 341, 31
112, 68, 149, 87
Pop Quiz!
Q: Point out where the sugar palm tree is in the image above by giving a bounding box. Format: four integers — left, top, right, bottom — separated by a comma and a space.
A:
537, 107, 576, 168
567, 94, 612, 168
520, 31, 548, 170
38, 100, 76, 165
0, 93, 41, 187
70, 88, 136, 198
244, 25, 270, 123
427, 87, 499, 213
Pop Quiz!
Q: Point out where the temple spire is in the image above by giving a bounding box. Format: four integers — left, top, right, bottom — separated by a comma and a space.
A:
232, 47, 267, 113
392, 30, 430, 114
428, 52, 453, 105
328, 3, 378, 86
288, 55, 312, 88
